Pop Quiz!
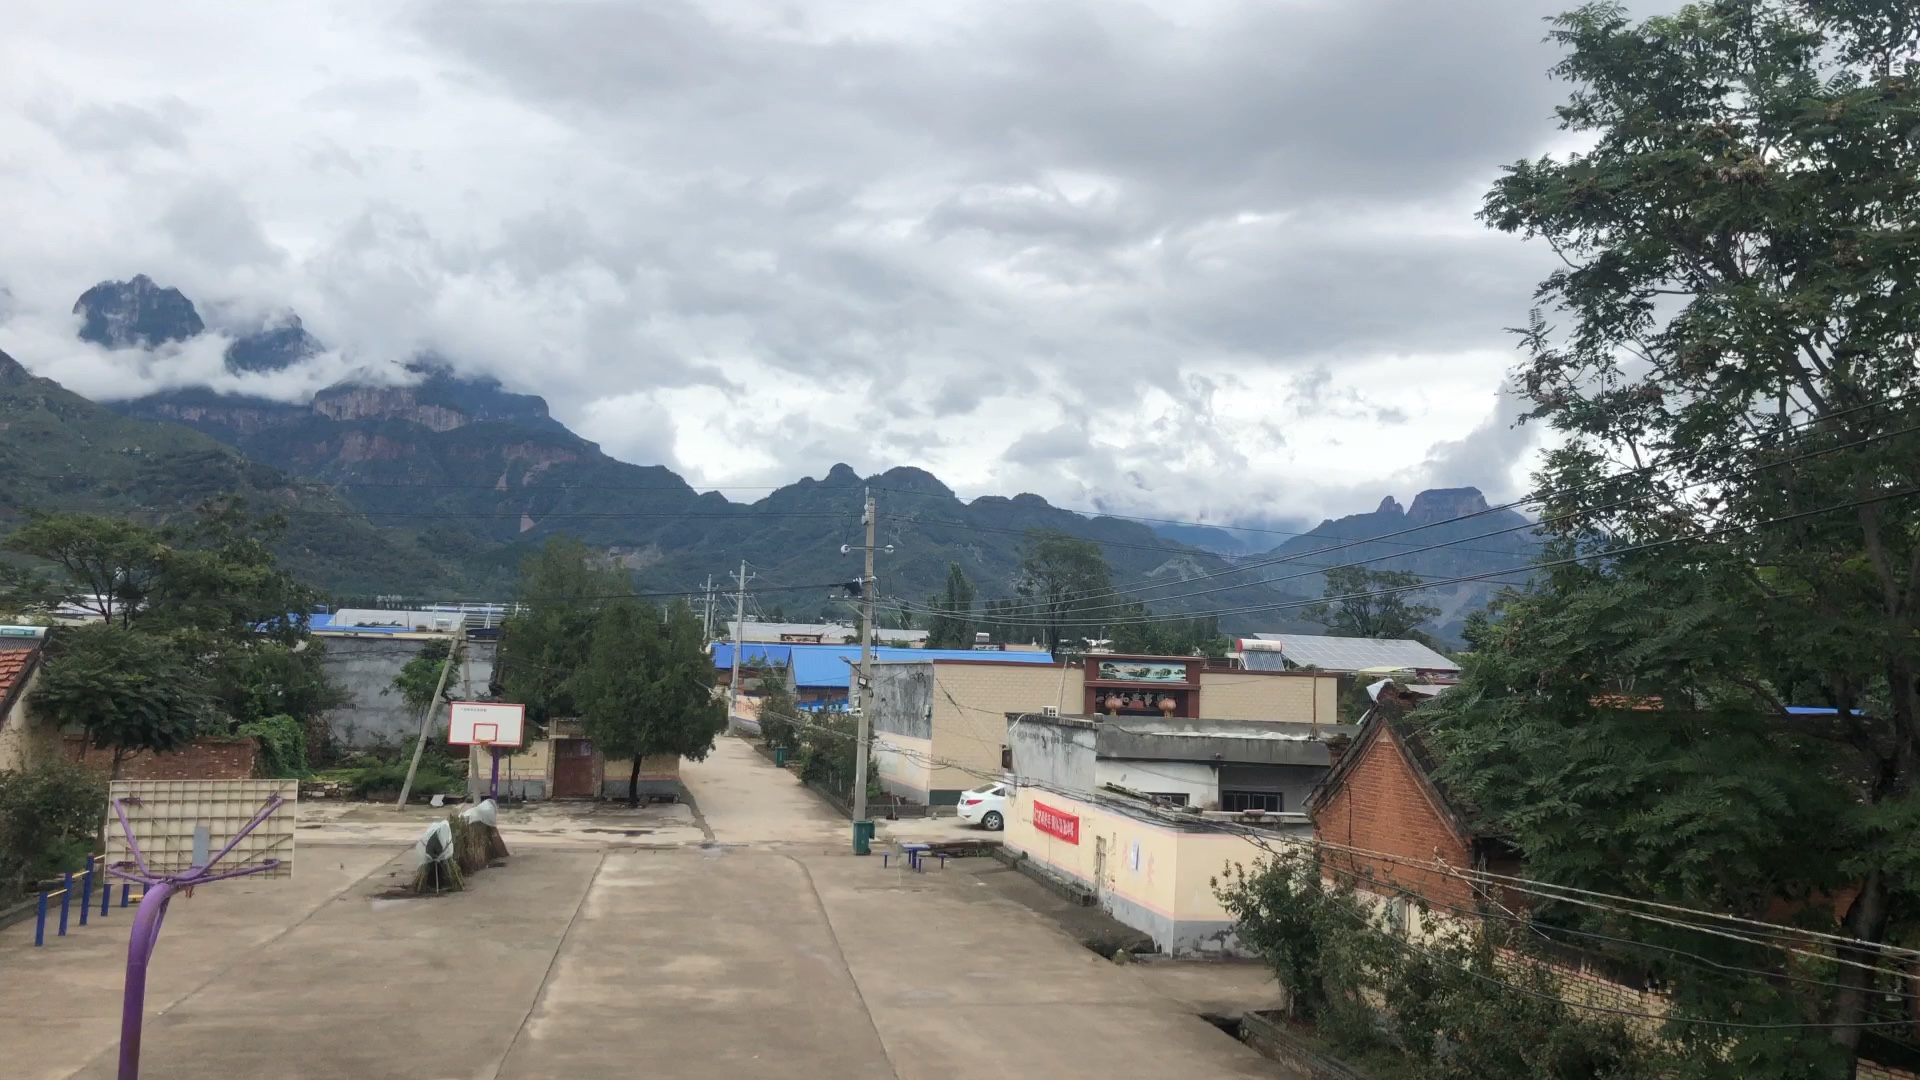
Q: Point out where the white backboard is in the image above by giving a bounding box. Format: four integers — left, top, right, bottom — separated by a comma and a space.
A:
448, 701, 526, 747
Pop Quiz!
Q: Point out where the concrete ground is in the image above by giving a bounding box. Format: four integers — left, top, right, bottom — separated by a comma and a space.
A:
0, 735, 1292, 1079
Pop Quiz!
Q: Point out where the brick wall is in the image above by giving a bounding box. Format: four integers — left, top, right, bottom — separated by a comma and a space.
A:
63, 736, 260, 781
1313, 724, 1475, 910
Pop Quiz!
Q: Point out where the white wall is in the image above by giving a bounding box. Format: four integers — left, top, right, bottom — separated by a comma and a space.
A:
1095, 758, 1217, 808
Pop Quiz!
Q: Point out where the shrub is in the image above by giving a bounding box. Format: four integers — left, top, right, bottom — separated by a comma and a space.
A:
236, 714, 309, 778
346, 761, 462, 800
0, 759, 105, 892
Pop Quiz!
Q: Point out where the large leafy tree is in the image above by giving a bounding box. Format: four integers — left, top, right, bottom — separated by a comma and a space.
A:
4, 513, 168, 624
1300, 565, 1440, 643
32, 625, 209, 779
1013, 530, 1113, 652
575, 598, 726, 807
497, 536, 628, 731
1432, 0, 1920, 1069
923, 562, 977, 648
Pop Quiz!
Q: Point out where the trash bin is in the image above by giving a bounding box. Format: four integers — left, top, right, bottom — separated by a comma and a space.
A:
852, 819, 875, 856
773, 746, 789, 768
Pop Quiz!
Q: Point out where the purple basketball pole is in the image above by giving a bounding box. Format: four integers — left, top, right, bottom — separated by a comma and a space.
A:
105, 794, 286, 1080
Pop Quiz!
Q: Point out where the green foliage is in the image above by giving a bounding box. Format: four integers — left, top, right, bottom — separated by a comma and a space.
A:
756, 667, 802, 753
1107, 612, 1228, 657
498, 536, 628, 730
212, 640, 347, 726
236, 714, 309, 779
4, 513, 168, 624
1455, 0, 1920, 1064
923, 562, 977, 648
574, 597, 727, 806
390, 639, 453, 716
1301, 565, 1439, 643
791, 707, 879, 801
0, 759, 105, 893
32, 624, 208, 778
346, 761, 461, 800
1216, 849, 1652, 1080
1012, 530, 1113, 652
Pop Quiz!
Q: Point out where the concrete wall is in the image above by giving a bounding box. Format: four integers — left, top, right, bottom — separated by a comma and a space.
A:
1197, 670, 1338, 724
1095, 758, 1216, 806
874, 731, 937, 803
1004, 784, 1293, 956
928, 662, 1082, 800
469, 739, 551, 800
1006, 715, 1096, 796
0, 666, 58, 772
317, 634, 497, 749
870, 663, 933, 739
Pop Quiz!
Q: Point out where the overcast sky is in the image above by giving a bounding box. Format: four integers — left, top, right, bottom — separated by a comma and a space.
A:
0, 0, 1578, 527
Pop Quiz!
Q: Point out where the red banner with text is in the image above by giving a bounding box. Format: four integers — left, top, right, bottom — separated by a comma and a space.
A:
1032, 801, 1080, 845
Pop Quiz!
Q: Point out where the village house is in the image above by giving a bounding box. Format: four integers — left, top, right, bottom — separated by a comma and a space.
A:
1000, 710, 1353, 955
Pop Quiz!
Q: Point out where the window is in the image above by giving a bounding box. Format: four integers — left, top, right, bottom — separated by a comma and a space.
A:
1147, 792, 1190, 806
1220, 790, 1283, 813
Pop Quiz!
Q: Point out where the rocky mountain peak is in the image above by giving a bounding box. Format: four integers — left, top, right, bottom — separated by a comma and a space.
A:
224, 314, 322, 374
1407, 486, 1491, 524
75, 275, 205, 349
1375, 496, 1404, 515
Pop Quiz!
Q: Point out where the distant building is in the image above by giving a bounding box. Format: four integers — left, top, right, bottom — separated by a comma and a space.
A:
1236, 633, 1459, 677
725, 620, 926, 647
1002, 710, 1353, 955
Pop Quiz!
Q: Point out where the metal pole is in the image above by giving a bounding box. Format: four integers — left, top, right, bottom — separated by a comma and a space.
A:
118, 882, 176, 1080
59, 872, 71, 936
852, 490, 876, 833
397, 629, 462, 810
702, 574, 715, 641
726, 561, 748, 732
489, 746, 501, 801
80, 856, 93, 926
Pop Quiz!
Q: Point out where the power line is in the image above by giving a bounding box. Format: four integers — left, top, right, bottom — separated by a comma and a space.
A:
904, 484, 1920, 629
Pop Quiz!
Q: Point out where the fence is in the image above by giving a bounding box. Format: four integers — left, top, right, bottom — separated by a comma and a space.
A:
28, 854, 143, 947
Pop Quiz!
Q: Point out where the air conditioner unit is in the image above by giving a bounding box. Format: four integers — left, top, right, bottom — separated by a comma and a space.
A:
1041, 706, 1060, 718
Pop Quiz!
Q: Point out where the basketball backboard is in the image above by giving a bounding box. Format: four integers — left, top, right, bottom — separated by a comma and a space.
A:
106, 779, 297, 878
448, 701, 526, 747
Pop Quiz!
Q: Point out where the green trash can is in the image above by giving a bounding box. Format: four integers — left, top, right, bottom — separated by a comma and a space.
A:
852, 819, 875, 856
773, 746, 789, 768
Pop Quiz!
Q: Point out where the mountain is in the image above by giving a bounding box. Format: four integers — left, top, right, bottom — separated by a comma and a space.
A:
70, 274, 1534, 634
1243, 487, 1540, 642
0, 348, 459, 595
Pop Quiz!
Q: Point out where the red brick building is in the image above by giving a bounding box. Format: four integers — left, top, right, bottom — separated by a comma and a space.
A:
1306, 704, 1517, 915
63, 736, 261, 781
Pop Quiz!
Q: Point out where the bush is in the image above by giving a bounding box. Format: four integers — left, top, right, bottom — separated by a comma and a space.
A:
236, 714, 309, 778
0, 760, 105, 893
346, 761, 462, 800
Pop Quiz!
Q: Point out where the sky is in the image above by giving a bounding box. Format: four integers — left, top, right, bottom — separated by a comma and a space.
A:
0, 0, 1579, 528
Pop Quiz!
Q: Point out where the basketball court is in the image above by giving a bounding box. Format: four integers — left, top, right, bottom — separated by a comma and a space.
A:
1, 740, 1284, 1080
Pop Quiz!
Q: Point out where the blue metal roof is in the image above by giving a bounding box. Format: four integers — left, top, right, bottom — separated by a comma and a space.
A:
712, 642, 1054, 687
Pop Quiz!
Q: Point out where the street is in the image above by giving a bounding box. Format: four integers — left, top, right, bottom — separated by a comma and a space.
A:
0, 738, 1288, 1079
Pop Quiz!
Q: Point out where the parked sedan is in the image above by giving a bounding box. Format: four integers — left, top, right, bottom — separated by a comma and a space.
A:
957, 782, 1008, 831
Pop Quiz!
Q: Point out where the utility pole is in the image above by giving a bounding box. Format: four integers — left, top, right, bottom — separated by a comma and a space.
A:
852, 489, 876, 852
725, 561, 752, 733
397, 627, 462, 810
701, 574, 715, 641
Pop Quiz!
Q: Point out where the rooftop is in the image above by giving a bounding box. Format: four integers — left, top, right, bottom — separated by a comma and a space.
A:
713, 642, 1055, 687
1012, 711, 1357, 769
1240, 633, 1459, 674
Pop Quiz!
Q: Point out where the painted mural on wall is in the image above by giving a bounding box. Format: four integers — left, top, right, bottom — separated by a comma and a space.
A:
1097, 660, 1187, 684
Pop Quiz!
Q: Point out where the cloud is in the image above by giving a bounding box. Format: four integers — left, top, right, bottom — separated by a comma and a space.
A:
0, 0, 1576, 525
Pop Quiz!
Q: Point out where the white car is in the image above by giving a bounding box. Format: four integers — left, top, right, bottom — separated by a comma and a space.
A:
957, 782, 1008, 831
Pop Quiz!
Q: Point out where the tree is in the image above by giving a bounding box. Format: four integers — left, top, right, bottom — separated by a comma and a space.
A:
1437, 0, 1920, 1066
923, 562, 977, 648
4, 513, 168, 625
1013, 530, 1113, 652
1108, 612, 1229, 657
390, 639, 454, 716
1300, 566, 1440, 642
575, 598, 727, 807
32, 625, 208, 779
497, 536, 628, 731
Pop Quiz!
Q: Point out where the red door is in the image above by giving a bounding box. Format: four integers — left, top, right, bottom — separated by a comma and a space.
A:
552, 739, 597, 798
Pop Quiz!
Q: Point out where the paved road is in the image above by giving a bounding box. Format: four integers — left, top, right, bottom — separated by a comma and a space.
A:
2, 736, 1287, 1079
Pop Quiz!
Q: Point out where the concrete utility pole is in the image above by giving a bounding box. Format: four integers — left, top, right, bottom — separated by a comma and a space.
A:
725, 561, 752, 733
701, 574, 715, 641
397, 627, 462, 810
852, 490, 876, 846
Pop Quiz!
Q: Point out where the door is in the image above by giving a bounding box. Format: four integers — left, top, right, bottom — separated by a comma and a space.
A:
552, 738, 598, 798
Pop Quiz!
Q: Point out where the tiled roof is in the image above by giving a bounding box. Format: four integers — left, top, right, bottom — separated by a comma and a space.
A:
0, 646, 40, 711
